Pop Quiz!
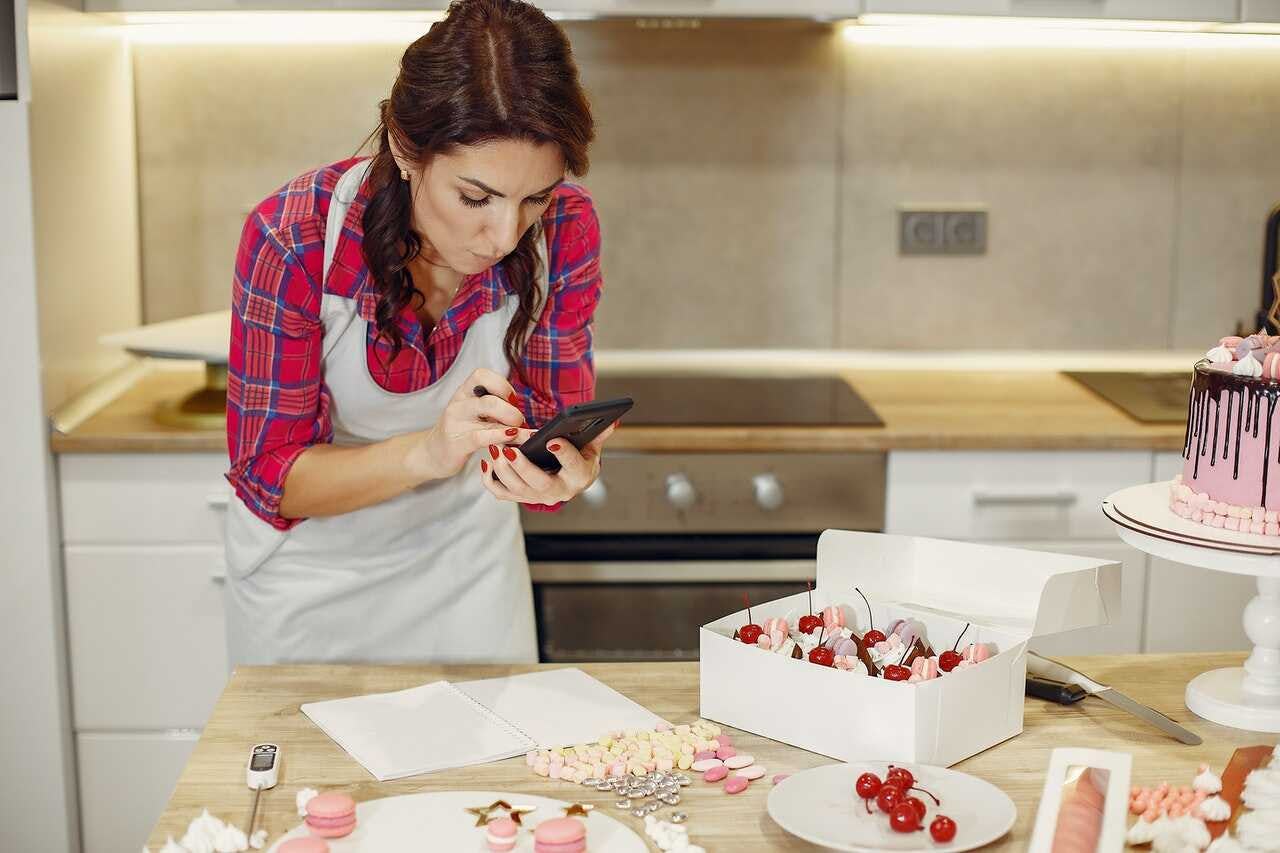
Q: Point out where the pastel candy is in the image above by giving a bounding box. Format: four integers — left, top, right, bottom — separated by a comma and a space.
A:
677, 755, 693, 770
703, 765, 729, 782
734, 766, 766, 781
714, 735, 733, 748
691, 758, 723, 772
962, 643, 992, 663
723, 754, 754, 770
763, 617, 789, 636
772, 774, 790, 785
821, 606, 845, 629
657, 758, 674, 771
694, 750, 717, 762
715, 747, 737, 760
724, 776, 750, 795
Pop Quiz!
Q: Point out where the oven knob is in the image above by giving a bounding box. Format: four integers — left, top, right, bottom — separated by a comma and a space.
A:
582, 478, 607, 508
752, 473, 784, 511
665, 473, 697, 511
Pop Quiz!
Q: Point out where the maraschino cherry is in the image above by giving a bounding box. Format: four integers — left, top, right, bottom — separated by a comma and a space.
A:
887, 764, 940, 805
738, 592, 763, 645
882, 646, 912, 681
903, 796, 927, 823
855, 587, 886, 646
798, 581, 823, 635
938, 622, 970, 673
875, 783, 904, 814
808, 626, 835, 667
889, 801, 922, 833
929, 815, 957, 843
855, 772, 882, 800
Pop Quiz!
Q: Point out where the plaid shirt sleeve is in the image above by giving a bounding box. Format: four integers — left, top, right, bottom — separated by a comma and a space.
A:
225, 209, 331, 531
516, 184, 603, 513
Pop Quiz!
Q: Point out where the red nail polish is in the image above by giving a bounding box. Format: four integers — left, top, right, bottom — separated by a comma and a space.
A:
489, 445, 499, 460
548, 443, 561, 452
508, 393, 520, 406
503, 447, 517, 461
480, 460, 488, 473
505, 427, 519, 436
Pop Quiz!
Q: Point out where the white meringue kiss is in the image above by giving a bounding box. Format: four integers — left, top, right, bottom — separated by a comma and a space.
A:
1236, 808, 1280, 852
1207, 345, 1235, 364
1206, 832, 1249, 853
1194, 765, 1224, 795
1242, 767, 1280, 810
1195, 795, 1231, 822
1234, 356, 1264, 378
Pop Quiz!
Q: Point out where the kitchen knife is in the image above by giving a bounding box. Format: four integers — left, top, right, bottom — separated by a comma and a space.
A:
1027, 651, 1202, 746
1025, 675, 1089, 705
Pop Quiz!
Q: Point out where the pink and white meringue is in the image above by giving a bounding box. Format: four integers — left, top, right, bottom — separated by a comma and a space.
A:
1193, 764, 1223, 795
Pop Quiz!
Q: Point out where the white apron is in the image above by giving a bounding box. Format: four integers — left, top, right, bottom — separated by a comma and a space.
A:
223, 159, 540, 666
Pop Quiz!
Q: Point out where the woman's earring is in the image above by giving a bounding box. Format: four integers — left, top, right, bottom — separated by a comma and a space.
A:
399, 168, 410, 182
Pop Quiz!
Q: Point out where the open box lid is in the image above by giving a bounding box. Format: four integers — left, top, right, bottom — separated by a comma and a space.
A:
815, 530, 1120, 638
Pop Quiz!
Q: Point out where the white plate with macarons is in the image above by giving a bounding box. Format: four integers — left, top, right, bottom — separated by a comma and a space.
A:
768, 762, 1016, 852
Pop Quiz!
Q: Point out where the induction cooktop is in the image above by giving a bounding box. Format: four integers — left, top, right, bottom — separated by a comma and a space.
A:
1063, 371, 1190, 424
592, 375, 883, 427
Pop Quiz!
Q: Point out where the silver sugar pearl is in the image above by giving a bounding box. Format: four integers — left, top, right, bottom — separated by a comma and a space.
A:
675, 775, 692, 786
614, 798, 632, 810
631, 807, 649, 819
671, 811, 689, 825
646, 801, 661, 814
582, 778, 601, 787
595, 782, 613, 792
661, 794, 681, 806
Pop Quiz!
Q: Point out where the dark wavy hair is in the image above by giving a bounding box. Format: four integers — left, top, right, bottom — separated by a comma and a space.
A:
362, 0, 594, 378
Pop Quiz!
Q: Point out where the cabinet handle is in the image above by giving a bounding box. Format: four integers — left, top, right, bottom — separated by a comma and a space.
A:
206, 490, 231, 509
971, 489, 1078, 507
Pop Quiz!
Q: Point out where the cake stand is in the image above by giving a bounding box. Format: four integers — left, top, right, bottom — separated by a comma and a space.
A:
1103, 482, 1280, 732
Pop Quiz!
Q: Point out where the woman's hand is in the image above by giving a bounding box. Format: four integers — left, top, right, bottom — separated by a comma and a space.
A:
411, 368, 534, 481
482, 420, 618, 506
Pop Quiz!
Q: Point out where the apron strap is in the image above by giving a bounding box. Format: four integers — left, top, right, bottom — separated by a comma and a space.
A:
323, 158, 375, 288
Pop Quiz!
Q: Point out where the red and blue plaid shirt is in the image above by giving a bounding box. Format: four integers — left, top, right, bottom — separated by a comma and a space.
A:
227, 158, 601, 530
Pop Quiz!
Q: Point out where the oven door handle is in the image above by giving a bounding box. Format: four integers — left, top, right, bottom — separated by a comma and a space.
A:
529, 560, 815, 584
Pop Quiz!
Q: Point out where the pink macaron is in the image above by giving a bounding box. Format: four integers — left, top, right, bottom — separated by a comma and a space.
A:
278, 838, 330, 853
305, 792, 356, 839
486, 817, 518, 852
533, 817, 587, 853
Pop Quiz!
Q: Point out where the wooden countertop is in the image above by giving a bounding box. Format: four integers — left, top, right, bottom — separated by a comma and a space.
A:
52, 362, 1187, 454
149, 654, 1274, 852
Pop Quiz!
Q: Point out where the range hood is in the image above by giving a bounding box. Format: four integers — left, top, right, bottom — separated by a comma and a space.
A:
84, 0, 1280, 29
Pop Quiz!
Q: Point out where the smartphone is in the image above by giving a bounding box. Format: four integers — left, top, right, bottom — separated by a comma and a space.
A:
520, 397, 634, 472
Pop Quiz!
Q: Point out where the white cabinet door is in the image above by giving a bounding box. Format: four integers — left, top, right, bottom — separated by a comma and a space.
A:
886, 450, 1151, 541
1242, 0, 1280, 22
59, 453, 230, 545
1148, 451, 1254, 652
77, 731, 199, 853
1145, 557, 1255, 652
66, 545, 230, 730
981, 541, 1148, 655
862, 0, 1238, 21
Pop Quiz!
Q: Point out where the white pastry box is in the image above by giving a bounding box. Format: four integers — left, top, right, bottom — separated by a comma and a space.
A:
699, 530, 1121, 767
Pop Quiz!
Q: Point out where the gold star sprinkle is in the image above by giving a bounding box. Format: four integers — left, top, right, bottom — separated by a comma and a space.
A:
507, 805, 537, 827
563, 803, 595, 819
465, 799, 513, 827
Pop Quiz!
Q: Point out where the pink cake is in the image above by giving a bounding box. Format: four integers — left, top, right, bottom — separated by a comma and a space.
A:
1171, 333, 1280, 536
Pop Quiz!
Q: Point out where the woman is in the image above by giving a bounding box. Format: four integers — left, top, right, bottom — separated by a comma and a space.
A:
223, 0, 608, 666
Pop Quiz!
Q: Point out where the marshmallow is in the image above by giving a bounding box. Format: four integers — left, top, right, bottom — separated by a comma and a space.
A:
296, 788, 319, 817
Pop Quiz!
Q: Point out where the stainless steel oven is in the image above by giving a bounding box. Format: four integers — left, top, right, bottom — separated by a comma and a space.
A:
521, 451, 885, 662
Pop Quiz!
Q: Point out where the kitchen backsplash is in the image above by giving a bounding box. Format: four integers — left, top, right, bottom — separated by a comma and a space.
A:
132, 20, 1280, 350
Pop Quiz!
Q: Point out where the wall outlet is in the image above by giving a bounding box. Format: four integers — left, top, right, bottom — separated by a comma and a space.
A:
899, 208, 987, 256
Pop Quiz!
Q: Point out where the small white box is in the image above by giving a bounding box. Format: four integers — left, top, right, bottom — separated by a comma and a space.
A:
699, 530, 1120, 767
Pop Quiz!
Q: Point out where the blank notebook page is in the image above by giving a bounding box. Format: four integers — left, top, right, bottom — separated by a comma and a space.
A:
301, 681, 531, 781
453, 667, 666, 749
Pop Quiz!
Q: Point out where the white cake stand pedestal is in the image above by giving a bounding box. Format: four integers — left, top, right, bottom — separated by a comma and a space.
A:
1105, 482, 1280, 732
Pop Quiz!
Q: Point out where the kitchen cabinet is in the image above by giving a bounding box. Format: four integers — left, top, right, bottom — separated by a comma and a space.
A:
77, 731, 199, 853
885, 450, 1152, 654
862, 0, 1239, 21
60, 453, 230, 853
1145, 451, 1255, 652
2, 1, 18, 100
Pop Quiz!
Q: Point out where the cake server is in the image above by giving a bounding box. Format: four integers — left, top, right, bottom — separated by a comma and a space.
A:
1027, 651, 1202, 745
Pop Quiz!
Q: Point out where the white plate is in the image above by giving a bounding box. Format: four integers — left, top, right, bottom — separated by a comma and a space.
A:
266, 790, 647, 852
767, 762, 1015, 852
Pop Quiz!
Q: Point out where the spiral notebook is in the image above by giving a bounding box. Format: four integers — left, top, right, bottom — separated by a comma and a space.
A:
301, 668, 666, 781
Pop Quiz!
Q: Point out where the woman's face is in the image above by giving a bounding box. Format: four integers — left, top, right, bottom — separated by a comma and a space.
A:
403, 138, 565, 277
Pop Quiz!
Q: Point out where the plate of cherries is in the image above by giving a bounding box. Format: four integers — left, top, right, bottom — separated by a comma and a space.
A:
767, 761, 1015, 852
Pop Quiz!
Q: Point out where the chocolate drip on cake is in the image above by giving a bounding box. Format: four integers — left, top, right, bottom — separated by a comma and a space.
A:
1183, 362, 1280, 506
